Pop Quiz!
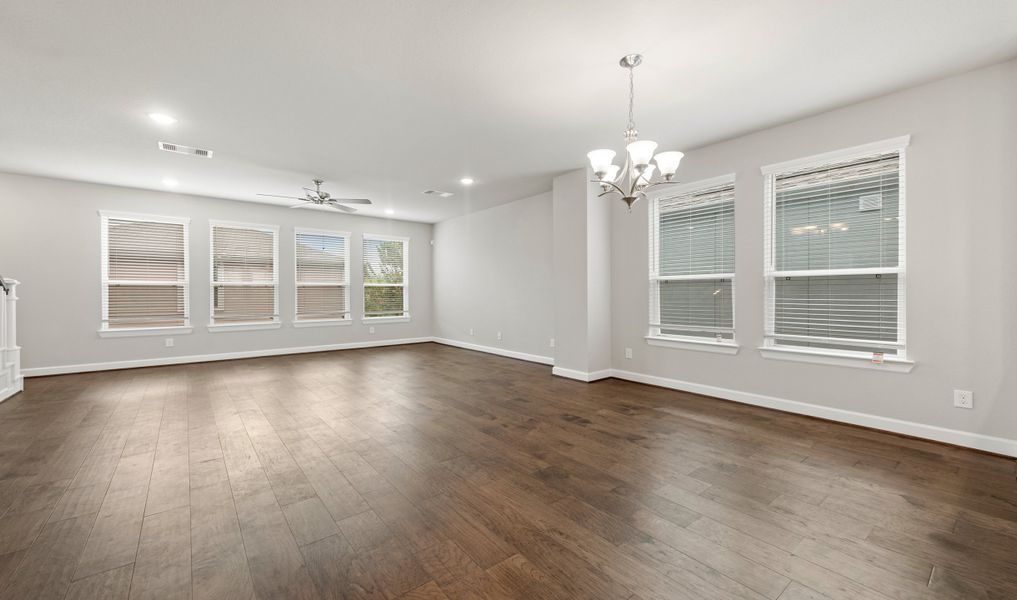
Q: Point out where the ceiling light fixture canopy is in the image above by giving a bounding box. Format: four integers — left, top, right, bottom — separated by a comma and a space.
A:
588, 54, 684, 211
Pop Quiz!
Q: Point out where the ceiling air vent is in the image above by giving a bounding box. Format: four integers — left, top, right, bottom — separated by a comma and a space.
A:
423, 190, 454, 198
158, 141, 214, 158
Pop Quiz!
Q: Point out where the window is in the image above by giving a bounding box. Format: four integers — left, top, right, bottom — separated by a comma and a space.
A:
363, 235, 408, 321
295, 229, 350, 324
648, 176, 736, 349
100, 212, 190, 335
762, 137, 908, 364
209, 221, 279, 329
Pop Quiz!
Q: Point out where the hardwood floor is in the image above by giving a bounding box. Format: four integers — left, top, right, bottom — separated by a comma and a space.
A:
0, 342, 1014, 599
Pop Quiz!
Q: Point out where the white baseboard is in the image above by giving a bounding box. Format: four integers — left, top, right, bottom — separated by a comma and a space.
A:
21, 337, 434, 377
552, 366, 612, 382
610, 368, 1017, 458
431, 337, 554, 366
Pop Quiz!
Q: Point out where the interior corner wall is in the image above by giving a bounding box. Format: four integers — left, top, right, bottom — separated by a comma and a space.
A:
0, 173, 434, 374
432, 191, 554, 361
610, 58, 1017, 449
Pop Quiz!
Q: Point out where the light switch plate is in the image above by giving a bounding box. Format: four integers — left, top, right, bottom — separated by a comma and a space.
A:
624, 347, 633, 359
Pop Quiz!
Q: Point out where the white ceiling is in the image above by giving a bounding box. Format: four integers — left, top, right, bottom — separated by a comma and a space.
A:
2, 1, 1016, 223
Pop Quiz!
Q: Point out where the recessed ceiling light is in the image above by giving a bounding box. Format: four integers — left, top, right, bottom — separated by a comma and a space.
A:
385, 209, 395, 215
147, 112, 177, 125
459, 177, 474, 186
162, 177, 178, 188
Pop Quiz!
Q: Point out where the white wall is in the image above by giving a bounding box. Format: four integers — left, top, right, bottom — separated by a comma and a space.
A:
611, 59, 1017, 446
0, 173, 433, 373
432, 191, 553, 361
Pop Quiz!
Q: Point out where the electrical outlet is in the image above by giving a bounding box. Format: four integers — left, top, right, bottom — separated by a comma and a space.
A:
164, 338, 174, 348
469, 328, 475, 336
497, 331, 502, 341
549, 338, 555, 348
953, 389, 973, 409
624, 347, 633, 359
369, 326, 375, 334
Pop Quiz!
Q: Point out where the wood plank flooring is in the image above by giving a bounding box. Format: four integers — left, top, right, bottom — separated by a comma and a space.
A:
0, 342, 1014, 599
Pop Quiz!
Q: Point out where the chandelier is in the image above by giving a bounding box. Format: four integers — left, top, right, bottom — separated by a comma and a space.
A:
587, 54, 684, 210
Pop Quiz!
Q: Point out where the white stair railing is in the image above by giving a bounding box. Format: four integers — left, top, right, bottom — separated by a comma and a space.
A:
0, 278, 22, 403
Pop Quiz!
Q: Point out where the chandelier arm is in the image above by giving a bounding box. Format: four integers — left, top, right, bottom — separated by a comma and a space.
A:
590, 180, 627, 197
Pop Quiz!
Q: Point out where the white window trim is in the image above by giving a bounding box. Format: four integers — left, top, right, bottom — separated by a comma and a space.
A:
294, 227, 351, 324
207, 322, 282, 333
362, 233, 410, 322
208, 220, 280, 328
293, 318, 353, 328
646, 174, 739, 353
360, 315, 411, 324
760, 135, 910, 368
98, 210, 191, 336
646, 336, 740, 355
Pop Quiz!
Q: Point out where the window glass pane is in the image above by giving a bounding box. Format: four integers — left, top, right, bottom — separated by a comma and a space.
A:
108, 284, 185, 328
363, 238, 405, 284
297, 286, 348, 320
364, 286, 405, 317
658, 279, 733, 338
659, 187, 734, 276
212, 285, 275, 323
296, 232, 346, 283
212, 226, 275, 283
774, 273, 898, 351
774, 154, 899, 271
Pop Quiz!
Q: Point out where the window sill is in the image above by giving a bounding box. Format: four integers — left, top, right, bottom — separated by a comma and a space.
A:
758, 346, 914, 373
293, 318, 352, 328
98, 325, 193, 338
362, 316, 411, 324
645, 336, 740, 355
207, 321, 281, 333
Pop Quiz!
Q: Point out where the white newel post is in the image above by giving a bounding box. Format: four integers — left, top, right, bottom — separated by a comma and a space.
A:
0, 279, 22, 403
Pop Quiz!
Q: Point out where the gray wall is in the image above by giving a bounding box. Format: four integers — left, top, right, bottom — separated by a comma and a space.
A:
1, 173, 433, 371
611, 59, 1017, 441
432, 191, 554, 359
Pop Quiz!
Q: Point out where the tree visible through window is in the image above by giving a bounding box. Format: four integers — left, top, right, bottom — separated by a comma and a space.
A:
363, 236, 408, 318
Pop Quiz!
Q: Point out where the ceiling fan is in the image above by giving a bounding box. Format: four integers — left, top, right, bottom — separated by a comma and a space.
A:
257, 179, 371, 213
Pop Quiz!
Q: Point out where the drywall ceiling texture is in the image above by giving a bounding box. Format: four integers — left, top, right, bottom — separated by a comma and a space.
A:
432, 191, 554, 360
2, 1, 1017, 222
0, 174, 434, 372
610, 59, 1017, 443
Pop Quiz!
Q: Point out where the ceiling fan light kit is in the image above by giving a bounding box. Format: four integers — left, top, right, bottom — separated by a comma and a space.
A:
588, 54, 684, 211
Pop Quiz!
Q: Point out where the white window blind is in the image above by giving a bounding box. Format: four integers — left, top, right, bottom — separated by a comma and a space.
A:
649, 179, 736, 342
210, 222, 279, 325
764, 142, 906, 358
295, 230, 349, 321
363, 235, 408, 319
101, 213, 189, 330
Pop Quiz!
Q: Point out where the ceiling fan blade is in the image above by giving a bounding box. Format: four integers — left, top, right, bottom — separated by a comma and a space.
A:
257, 193, 306, 200
289, 202, 313, 209
327, 203, 357, 213
332, 198, 372, 205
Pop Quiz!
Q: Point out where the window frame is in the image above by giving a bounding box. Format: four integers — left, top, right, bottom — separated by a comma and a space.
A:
293, 227, 352, 327
207, 219, 281, 332
760, 135, 912, 371
646, 174, 739, 354
361, 233, 410, 323
98, 210, 192, 338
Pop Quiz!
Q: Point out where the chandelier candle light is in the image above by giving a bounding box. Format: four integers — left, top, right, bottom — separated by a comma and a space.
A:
588, 54, 684, 210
